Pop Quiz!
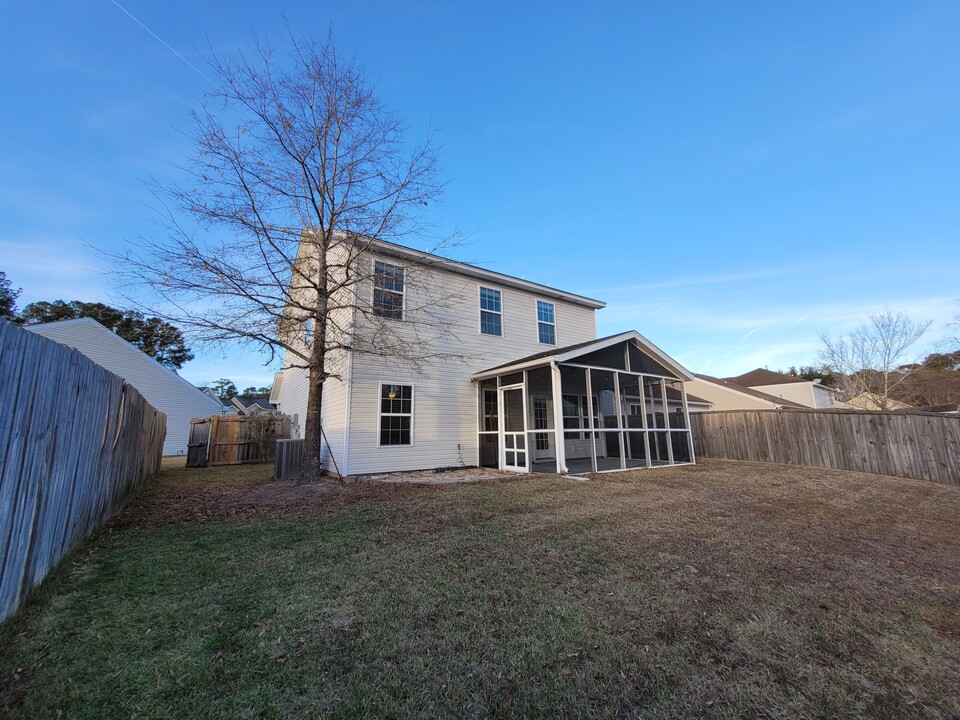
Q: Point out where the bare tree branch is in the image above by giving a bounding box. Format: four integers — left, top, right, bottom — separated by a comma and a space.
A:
818, 308, 931, 411
106, 29, 463, 482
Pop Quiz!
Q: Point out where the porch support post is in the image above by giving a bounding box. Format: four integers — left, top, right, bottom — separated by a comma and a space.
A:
522, 370, 530, 472
660, 378, 675, 465
585, 369, 597, 473
550, 362, 566, 474
641, 376, 652, 468
612, 371, 626, 470
680, 380, 696, 464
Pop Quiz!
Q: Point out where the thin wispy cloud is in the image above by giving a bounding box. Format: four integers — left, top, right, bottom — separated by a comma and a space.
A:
107, 0, 213, 83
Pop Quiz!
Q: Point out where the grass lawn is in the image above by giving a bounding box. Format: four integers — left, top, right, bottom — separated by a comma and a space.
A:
1, 458, 958, 719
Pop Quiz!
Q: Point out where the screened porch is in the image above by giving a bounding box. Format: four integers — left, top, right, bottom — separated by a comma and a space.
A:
473, 333, 696, 475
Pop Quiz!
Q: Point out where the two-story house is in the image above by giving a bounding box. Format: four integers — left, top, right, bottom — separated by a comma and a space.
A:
273, 237, 696, 476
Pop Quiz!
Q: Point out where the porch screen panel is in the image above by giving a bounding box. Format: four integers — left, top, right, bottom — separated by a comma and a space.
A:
665, 379, 693, 463
665, 380, 688, 429
619, 374, 647, 468
504, 390, 524, 433
479, 379, 498, 432
590, 370, 624, 470
559, 366, 591, 470
526, 366, 555, 470
644, 377, 667, 428
478, 378, 499, 468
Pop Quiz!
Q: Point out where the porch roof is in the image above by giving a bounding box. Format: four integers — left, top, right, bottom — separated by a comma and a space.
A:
470, 330, 695, 382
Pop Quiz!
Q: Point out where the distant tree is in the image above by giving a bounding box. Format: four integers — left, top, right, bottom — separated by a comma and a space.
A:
919, 350, 960, 372
242, 386, 272, 399
779, 365, 842, 388
891, 350, 960, 407
210, 378, 238, 402
0, 272, 21, 320
818, 309, 931, 410
19, 300, 194, 370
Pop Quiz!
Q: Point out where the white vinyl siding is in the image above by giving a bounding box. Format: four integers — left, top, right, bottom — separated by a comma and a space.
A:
26, 318, 221, 456
345, 263, 598, 474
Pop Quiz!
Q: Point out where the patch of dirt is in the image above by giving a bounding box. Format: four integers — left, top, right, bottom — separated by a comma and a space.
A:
118, 464, 556, 526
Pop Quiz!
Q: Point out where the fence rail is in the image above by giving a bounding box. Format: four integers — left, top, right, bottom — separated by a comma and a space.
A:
690, 409, 960, 485
187, 414, 291, 467
0, 319, 166, 621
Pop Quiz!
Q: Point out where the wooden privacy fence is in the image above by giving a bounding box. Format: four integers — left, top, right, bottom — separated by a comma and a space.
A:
0, 319, 166, 622
187, 414, 291, 467
690, 409, 960, 485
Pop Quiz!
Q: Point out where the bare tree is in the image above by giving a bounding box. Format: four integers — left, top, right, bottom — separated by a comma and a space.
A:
818, 309, 931, 410
112, 31, 462, 482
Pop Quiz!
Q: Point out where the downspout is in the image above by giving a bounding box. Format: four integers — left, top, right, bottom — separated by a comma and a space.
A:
340, 301, 358, 477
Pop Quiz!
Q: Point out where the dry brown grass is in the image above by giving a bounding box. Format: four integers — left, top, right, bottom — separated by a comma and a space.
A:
3, 458, 958, 718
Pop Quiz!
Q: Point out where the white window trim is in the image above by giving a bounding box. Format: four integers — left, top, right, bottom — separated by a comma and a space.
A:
372, 258, 406, 321
535, 298, 557, 345
377, 381, 415, 448
478, 284, 504, 337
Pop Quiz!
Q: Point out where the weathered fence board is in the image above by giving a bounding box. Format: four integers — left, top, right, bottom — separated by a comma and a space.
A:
690, 409, 960, 485
187, 414, 291, 467
0, 319, 165, 621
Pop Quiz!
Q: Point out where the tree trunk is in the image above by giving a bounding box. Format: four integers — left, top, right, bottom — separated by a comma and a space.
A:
301, 366, 325, 483
300, 239, 330, 484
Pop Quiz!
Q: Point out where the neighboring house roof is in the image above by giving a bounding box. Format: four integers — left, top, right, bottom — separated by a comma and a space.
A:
725, 368, 807, 387
684, 392, 713, 407
198, 386, 222, 402
334, 233, 607, 311
694, 373, 808, 409
230, 396, 274, 413
26, 317, 221, 455
471, 331, 695, 382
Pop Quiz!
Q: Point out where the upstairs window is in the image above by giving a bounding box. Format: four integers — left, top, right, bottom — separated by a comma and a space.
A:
479, 287, 502, 336
537, 300, 556, 345
379, 383, 413, 445
373, 261, 404, 319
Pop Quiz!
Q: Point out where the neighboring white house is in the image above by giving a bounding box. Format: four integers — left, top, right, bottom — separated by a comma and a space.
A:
27, 318, 221, 455
274, 237, 698, 476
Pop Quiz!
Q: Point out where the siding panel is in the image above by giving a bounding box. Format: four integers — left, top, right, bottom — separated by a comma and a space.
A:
27, 319, 220, 455
347, 267, 598, 474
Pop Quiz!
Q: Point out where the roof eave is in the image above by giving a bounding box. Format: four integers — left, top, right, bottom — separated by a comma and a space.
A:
350, 235, 607, 310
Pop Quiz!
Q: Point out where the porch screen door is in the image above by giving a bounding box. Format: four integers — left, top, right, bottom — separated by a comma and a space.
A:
500, 387, 527, 471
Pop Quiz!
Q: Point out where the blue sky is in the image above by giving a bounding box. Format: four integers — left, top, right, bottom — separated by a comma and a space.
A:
2, 1, 957, 387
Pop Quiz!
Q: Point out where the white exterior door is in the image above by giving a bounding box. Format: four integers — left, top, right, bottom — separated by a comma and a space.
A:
499, 386, 528, 472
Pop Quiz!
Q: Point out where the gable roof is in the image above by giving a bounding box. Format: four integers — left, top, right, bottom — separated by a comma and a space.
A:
694, 373, 808, 409
724, 368, 807, 387
326, 233, 607, 310
26, 317, 218, 407
231, 396, 274, 411
471, 331, 694, 381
